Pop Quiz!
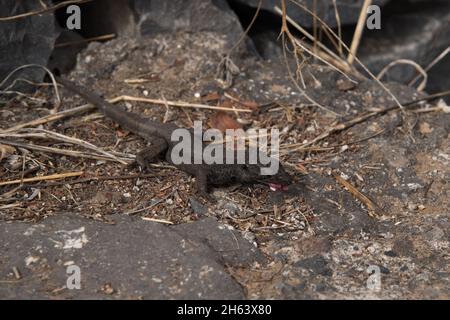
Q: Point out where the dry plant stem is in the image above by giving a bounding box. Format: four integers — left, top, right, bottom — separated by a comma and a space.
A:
312, 0, 318, 58
141, 217, 174, 225
331, 0, 343, 56
0, 139, 131, 163
409, 46, 450, 87
1, 91, 242, 134
0, 64, 61, 110
274, 6, 361, 80
27, 173, 157, 188
285, 90, 450, 152
281, 34, 339, 116
332, 171, 384, 217
55, 34, 116, 48
0, 0, 92, 21
279, 2, 338, 115
115, 95, 251, 113
291, 36, 357, 82
321, 26, 341, 57
0, 128, 130, 164
0, 171, 84, 187
348, 0, 372, 64
0, 104, 95, 133
286, 0, 403, 109
377, 59, 427, 91
226, 0, 262, 56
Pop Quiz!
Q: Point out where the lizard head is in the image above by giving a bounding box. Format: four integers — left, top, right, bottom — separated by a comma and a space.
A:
236, 161, 293, 191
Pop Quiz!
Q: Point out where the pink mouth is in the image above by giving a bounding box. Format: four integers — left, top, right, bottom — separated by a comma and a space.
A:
268, 183, 289, 191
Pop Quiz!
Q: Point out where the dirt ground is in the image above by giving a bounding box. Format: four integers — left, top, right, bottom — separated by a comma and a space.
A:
0, 32, 448, 299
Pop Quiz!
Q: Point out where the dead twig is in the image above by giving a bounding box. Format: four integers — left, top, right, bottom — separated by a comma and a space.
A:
284, 0, 404, 109
0, 65, 61, 110
377, 59, 427, 91
0, 171, 83, 187
285, 90, 450, 153
114, 95, 252, 113
332, 171, 384, 217
26, 173, 157, 188
55, 33, 116, 48
409, 46, 450, 87
274, 6, 361, 80
0, 128, 130, 165
141, 217, 174, 225
0, 104, 95, 133
0, 139, 132, 163
348, 0, 372, 64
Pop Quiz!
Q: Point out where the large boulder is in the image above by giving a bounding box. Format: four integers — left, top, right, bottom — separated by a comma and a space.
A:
0, 0, 57, 92
231, 0, 390, 27
131, 0, 247, 50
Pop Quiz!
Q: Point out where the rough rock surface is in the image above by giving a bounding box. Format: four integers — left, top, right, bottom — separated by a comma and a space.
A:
131, 0, 248, 50
359, 0, 450, 96
232, 0, 390, 27
0, 215, 262, 299
0, 0, 57, 91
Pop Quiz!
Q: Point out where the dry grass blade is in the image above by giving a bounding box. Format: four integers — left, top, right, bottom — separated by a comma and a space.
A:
26, 173, 157, 188
115, 95, 252, 113
278, 3, 339, 116
274, 6, 362, 80
0, 171, 84, 187
0, 104, 95, 134
348, 0, 372, 64
0, 139, 133, 163
0, 64, 61, 110
283, 89, 450, 152
331, 0, 343, 57
285, 0, 404, 109
409, 46, 450, 87
0, 128, 131, 165
332, 171, 384, 217
377, 59, 428, 91
55, 34, 116, 48
141, 217, 174, 225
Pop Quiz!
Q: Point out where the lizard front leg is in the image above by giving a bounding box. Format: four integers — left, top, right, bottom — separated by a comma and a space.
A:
195, 169, 216, 202
135, 136, 168, 170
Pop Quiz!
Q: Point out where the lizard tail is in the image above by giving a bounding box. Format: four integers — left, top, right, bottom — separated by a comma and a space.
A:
56, 76, 164, 138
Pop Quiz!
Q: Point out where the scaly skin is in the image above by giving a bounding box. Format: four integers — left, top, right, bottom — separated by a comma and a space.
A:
57, 76, 293, 195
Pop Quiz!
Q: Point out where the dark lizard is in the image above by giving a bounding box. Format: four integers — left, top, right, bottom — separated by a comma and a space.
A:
56, 77, 292, 196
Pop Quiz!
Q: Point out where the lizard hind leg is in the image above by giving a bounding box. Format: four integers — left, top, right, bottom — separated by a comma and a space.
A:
195, 169, 216, 202
135, 136, 168, 171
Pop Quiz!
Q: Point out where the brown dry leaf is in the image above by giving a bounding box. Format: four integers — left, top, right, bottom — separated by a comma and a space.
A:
209, 111, 242, 133
0, 144, 16, 161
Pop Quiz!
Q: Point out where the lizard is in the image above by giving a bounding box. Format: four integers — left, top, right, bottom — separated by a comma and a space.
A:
56, 76, 293, 196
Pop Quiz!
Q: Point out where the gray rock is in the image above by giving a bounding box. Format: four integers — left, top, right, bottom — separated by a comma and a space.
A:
359, 0, 450, 98
173, 217, 266, 266
189, 197, 208, 216
0, 214, 265, 299
0, 0, 57, 92
131, 0, 248, 50
295, 255, 333, 277
232, 0, 390, 28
